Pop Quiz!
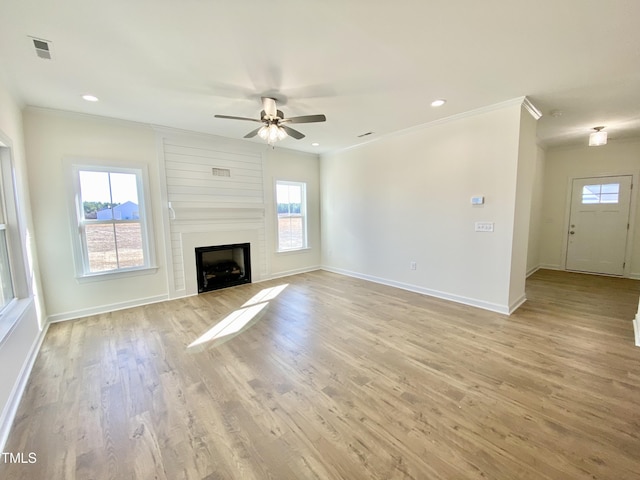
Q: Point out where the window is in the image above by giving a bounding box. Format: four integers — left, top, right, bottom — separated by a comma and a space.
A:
0, 155, 14, 312
276, 181, 307, 251
0, 136, 31, 343
0, 215, 14, 311
70, 164, 154, 277
582, 183, 620, 204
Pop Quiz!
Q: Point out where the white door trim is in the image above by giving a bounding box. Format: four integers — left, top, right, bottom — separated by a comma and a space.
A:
560, 172, 639, 277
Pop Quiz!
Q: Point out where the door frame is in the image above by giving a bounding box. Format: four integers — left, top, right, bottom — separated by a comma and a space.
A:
560, 171, 639, 277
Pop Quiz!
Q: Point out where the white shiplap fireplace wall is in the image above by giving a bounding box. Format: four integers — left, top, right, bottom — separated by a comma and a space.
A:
158, 130, 268, 298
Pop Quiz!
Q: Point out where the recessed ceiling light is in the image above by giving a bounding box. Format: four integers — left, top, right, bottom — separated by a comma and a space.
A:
431, 99, 446, 107
311, 142, 320, 147
82, 94, 99, 102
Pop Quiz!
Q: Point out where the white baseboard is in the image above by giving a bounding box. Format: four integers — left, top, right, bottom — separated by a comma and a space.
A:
321, 266, 511, 315
526, 266, 540, 277
538, 263, 563, 271
0, 318, 49, 453
258, 265, 322, 283
537, 265, 640, 281
47, 294, 169, 323
509, 294, 528, 314
634, 317, 640, 347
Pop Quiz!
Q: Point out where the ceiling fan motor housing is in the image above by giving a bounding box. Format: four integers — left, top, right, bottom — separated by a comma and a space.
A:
261, 109, 284, 122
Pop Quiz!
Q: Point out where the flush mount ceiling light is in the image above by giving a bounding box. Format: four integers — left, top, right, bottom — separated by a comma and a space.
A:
311, 142, 320, 147
589, 126, 607, 146
431, 99, 446, 107
82, 94, 99, 102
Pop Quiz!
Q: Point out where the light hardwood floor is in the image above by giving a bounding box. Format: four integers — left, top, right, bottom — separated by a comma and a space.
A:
2, 269, 640, 479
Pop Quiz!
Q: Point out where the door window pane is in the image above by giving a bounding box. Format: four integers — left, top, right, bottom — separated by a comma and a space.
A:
582, 183, 619, 204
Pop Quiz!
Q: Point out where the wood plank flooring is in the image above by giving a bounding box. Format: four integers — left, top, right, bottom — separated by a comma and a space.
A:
2, 269, 640, 479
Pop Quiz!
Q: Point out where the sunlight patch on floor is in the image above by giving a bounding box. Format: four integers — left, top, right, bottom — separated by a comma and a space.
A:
242, 284, 289, 307
188, 284, 289, 348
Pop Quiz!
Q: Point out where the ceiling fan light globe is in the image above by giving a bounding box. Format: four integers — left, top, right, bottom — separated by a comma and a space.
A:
258, 125, 269, 140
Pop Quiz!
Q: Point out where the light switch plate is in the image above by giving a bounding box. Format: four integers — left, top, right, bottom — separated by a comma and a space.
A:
471, 196, 485, 205
475, 222, 494, 232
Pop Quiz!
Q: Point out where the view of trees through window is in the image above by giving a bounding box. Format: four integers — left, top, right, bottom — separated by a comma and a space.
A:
276, 181, 307, 251
78, 170, 144, 273
83, 201, 120, 219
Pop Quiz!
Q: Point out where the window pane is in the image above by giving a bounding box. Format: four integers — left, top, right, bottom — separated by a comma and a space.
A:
581, 195, 599, 204
0, 230, 14, 309
80, 171, 111, 220
276, 184, 302, 215
278, 216, 303, 250
276, 181, 306, 251
85, 223, 118, 272
74, 166, 150, 276
581, 182, 620, 204
115, 223, 144, 268
79, 171, 140, 220
582, 185, 601, 196
600, 193, 619, 204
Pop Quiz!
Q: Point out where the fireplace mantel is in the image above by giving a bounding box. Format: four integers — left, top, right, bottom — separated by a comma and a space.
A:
169, 204, 265, 222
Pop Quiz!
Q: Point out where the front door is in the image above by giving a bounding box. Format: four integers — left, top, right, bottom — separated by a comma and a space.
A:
565, 175, 633, 275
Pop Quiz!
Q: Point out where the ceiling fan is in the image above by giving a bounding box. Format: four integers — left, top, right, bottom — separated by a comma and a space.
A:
215, 97, 326, 145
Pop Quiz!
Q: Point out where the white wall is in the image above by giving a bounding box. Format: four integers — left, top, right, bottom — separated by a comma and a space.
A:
0, 81, 45, 449
508, 107, 538, 308
320, 100, 537, 313
156, 130, 321, 297
527, 146, 546, 274
539, 139, 640, 277
23, 109, 322, 317
24, 108, 169, 320
264, 148, 321, 277
157, 130, 268, 297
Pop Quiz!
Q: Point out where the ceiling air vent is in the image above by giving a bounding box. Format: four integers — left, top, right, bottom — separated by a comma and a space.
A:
29, 36, 52, 60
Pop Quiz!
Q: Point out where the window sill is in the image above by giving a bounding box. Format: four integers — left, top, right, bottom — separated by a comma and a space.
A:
76, 266, 159, 283
0, 297, 34, 347
276, 247, 312, 255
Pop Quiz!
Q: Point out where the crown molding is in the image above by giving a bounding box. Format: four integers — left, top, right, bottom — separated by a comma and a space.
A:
522, 97, 543, 120
326, 96, 542, 156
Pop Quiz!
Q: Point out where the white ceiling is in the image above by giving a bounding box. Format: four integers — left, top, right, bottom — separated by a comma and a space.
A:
1, 0, 639, 154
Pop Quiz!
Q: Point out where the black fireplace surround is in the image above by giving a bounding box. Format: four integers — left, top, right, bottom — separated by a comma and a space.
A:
195, 243, 251, 293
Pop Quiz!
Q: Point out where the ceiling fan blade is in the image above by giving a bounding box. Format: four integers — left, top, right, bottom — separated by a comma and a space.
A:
244, 127, 263, 138
282, 114, 327, 124
261, 97, 277, 118
282, 125, 305, 140
214, 114, 261, 123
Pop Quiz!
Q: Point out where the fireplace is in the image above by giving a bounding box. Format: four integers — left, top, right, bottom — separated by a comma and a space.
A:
195, 243, 251, 293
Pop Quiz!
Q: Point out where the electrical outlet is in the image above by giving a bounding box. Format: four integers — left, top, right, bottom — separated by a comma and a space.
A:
410, 261, 417, 270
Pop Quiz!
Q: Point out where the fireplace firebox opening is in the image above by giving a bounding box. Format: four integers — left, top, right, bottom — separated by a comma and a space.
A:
195, 243, 251, 293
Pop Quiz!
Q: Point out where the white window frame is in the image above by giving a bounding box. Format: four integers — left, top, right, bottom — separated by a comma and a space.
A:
275, 180, 308, 252
0, 133, 32, 345
67, 160, 157, 281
